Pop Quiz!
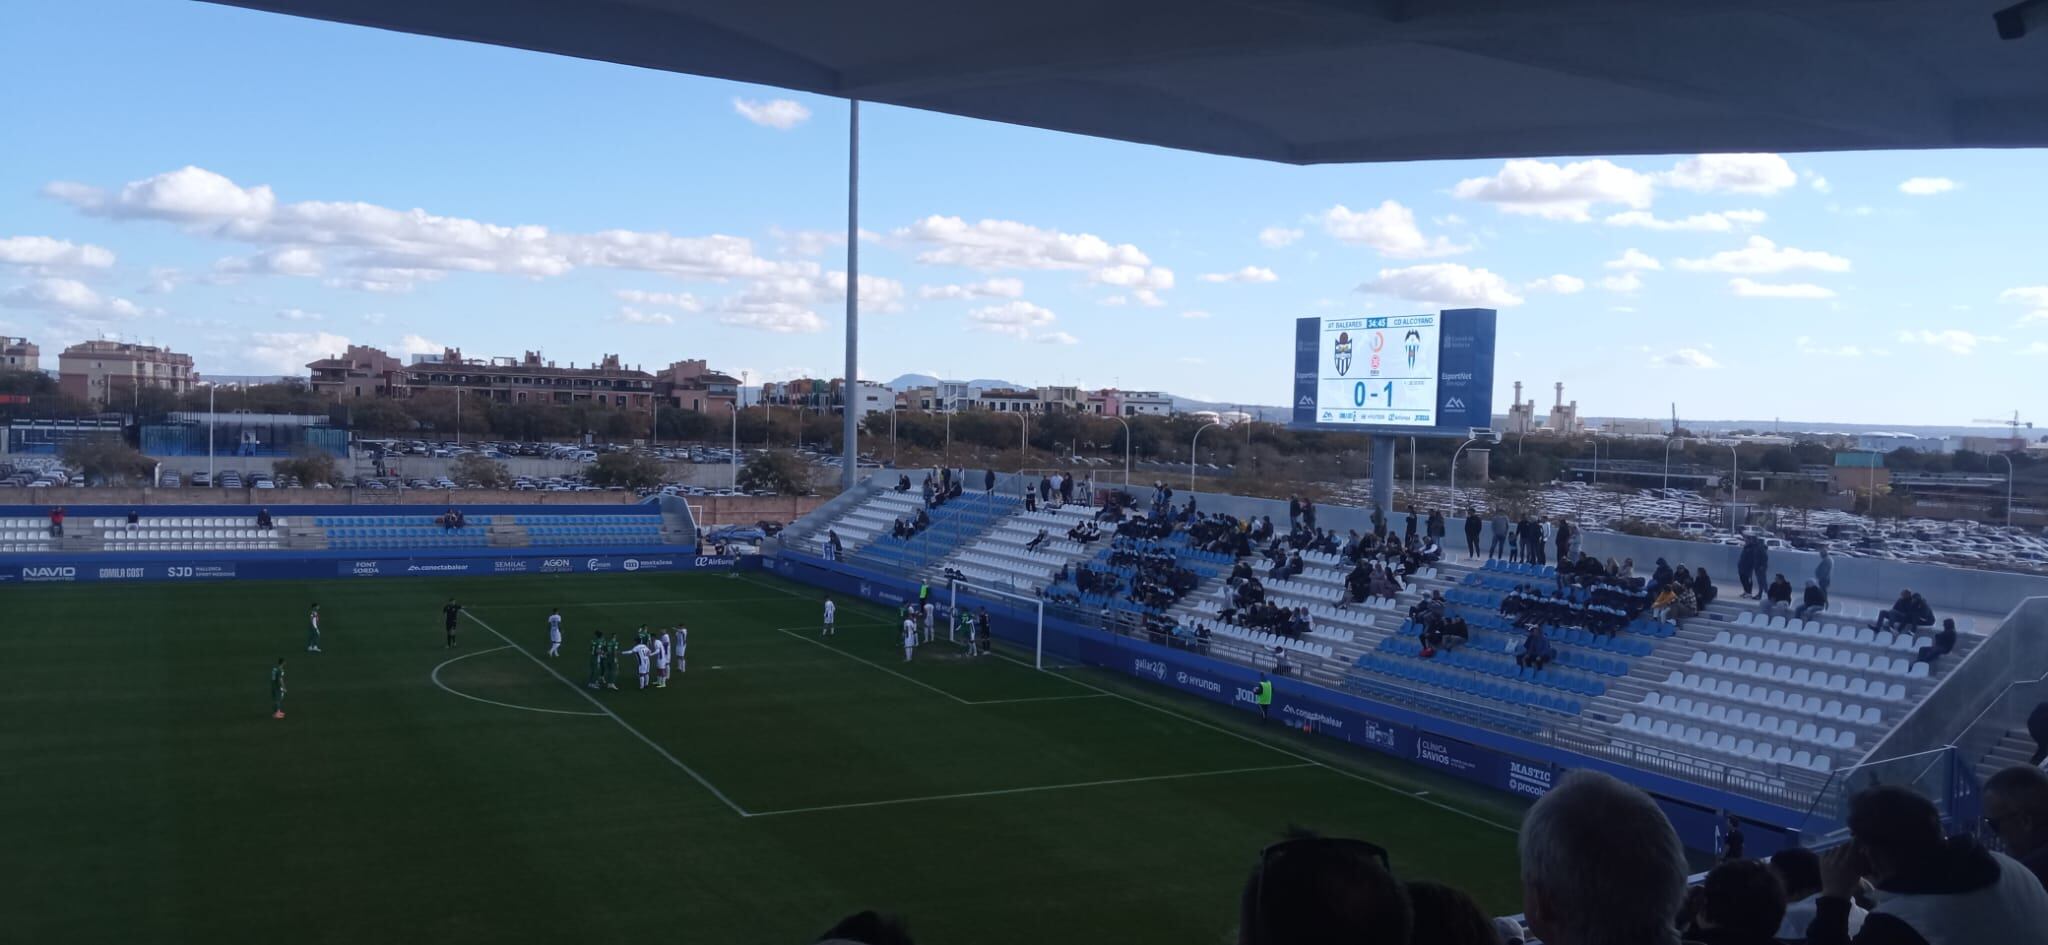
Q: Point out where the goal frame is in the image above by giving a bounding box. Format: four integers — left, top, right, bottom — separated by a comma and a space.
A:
947, 576, 1049, 669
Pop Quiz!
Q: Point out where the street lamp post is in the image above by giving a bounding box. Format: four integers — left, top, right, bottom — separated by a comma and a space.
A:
1995, 453, 2015, 528
794, 406, 807, 452
207, 383, 216, 479
1409, 435, 1418, 497
1663, 437, 1683, 494
1111, 415, 1132, 486
1449, 436, 1479, 493
1190, 420, 1221, 492
1727, 444, 1740, 519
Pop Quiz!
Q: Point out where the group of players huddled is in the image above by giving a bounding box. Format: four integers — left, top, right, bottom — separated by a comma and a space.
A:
576, 620, 688, 691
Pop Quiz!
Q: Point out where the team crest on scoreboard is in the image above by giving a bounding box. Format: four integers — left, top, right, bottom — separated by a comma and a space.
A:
1333, 332, 1354, 375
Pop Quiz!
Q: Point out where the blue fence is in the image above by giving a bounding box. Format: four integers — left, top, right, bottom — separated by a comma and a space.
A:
0, 549, 750, 584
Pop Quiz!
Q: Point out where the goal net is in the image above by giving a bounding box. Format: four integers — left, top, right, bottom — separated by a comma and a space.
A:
946, 577, 1073, 670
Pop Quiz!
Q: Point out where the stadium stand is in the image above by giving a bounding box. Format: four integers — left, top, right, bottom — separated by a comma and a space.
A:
0, 503, 694, 554
779, 478, 2018, 804
0, 514, 57, 553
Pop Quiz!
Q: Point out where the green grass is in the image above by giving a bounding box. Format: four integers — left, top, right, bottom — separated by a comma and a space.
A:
3, 571, 1527, 944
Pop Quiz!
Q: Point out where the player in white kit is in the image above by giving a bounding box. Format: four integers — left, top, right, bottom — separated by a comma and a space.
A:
671, 624, 688, 673
902, 616, 918, 662
623, 641, 653, 689
652, 631, 670, 688
822, 598, 836, 636
546, 609, 563, 657
922, 601, 936, 643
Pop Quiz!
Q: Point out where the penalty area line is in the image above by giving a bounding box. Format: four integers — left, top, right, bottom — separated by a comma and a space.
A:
429, 645, 605, 718
747, 763, 1318, 819
774, 628, 1107, 706
461, 611, 753, 818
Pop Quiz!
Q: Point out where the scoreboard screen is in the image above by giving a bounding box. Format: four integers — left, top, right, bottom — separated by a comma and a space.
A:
1315, 314, 1440, 427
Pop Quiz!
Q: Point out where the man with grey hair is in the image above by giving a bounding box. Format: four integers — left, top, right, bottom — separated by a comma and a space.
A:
1520, 769, 1688, 945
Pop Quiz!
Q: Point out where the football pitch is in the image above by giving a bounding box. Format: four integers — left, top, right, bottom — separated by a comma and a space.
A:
5, 570, 1528, 944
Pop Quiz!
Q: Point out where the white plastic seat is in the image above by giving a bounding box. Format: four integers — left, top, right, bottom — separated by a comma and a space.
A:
1822, 699, 1844, 720
1715, 630, 1733, 646
1798, 721, 1819, 741
1742, 711, 1762, 729
1768, 615, 1788, 630
1708, 705, 1728, 722
1792, 749, 1813, 769
1854, 627, 1875, 645
1814, 755, 1833, 773
1772, 746, 1793, 764
1908, 661, 1930, 679
1740, 658, 1759, 675
1885, 683, 1906, 701
1772, 665, 1793, 681
1849, 652, 1872, 670
1733, 683, 1752, 701
1791, 668, 1811, 686
1684, 673, 1702, 689
1736, 737, 1755, 756
1713, 679, 1733, 697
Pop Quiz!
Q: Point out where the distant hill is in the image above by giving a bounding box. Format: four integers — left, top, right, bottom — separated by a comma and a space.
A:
884, 374, 1026, 391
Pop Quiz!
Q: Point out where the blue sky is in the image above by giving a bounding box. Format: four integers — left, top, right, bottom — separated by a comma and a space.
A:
2, 1, 2044, 425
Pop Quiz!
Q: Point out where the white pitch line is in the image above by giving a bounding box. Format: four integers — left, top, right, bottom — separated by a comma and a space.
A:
985, 651, 1520, 834
773, 629, 1106, 706
429, 645, 606, 718
466, 596, 796, 609
747, 763, 1318, 819
461, 611, 752, 818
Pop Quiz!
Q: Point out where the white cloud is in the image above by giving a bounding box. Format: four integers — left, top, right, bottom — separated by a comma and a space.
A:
1898, 177, 1957, 196
1795, 336, 1883, 358
1896, 329, 1996, 354
715, 298, 825, 334
1093, 263, 1175, 291
1320, 201, 1467, 257
215, 246, 324, 278
1605, 248, 1664, 271
1600, 272, 1644, 293
1036, 331, 1079, 345
1603, 209, 1766, 232
1451, 159, 1655, 221
1674, 236, 1851, 275
1524, 274, 1586, 295
732, 98, 812, 130
360, 312, 387, 325
248, 331, 350, 374
896, 215, 1151, 274
275, 307, 324, 322
1730, 278, 1836, 299
920, 277, 1025, 300
1178, 356, 1207, 365
1258, 226, 1303, 249
1, 277, 145, 320
614, 288, 703, 311
1357, 263, 1524, 308
1180, 309, 1211, 319
1200, 265, 1278, 284
614, 307, 676, 326
0, 235, 116, 270
968, 300, 1058, 338
2022, 342, 2048, 356
1805, 171, 1831, 194
1656, 347, 1721, 369
395, 334, 445, 358
1659, 154, 1797, 195
49, 166, 807, 292
1997, 286, 2048, 322
140, 267, 185, 294
1099, 289, 1167, 308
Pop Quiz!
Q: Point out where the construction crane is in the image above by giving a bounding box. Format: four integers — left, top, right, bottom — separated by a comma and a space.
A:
1971, 410, 2034, 443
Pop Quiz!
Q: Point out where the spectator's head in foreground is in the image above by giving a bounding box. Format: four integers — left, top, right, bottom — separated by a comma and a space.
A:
1404, 880, 1497, 945
1238, 829, 1410, 945
1984, 765, 2048, 863
1694, 858, 1787, 939
815, 910, 913, 945
1520, 770, 1687, 945
1768, 846, 1823, 901
1845, 785, 1945, 883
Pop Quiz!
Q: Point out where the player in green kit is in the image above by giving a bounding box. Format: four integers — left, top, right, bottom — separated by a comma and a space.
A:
305, 603, 321, 653
604, 633, 622, 691
585, 630, 605, 689
270, 657, 287, 719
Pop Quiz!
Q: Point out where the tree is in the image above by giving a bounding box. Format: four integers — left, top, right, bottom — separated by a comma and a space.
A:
738, 449, 810, 495
61, 439, 153, 485
1758, 446, 1801, 473
347, 398, 416, 433
451, 453, 511, 488
587, 451, 667, 489
273, 449, 341, 486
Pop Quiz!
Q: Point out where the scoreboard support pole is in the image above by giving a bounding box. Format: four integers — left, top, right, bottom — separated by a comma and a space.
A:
1372, 434, 1396, 514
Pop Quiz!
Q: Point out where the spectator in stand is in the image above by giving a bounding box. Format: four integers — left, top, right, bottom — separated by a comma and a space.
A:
1683, 859, 1789, 945
1287, 494, 1302, 528
453, 509, 466, 529
896, 474, 910, 493
1519, 770, 1689, 945
125, 508, 140, 528
1748, 536, 1771, 602
827, 530, 843, 561
49, 506, 64, 537
1404, 504, 1420, 543
1405, 880, 1498, 945
1463, 507, 1484, 560
1371, 505, 1387, 539
2031, 700, 2048, 765
1652, 558, 1675, 593
1025, 529, 1048, 552
1763, 573, 1794, 616
1554, 517, 1573, 566
1811, 784, 2048, 944
1426, 508, 1447, 546
1773, 846, 1867, 941
1737, 538, 1761, 599
1983, 765, 2048, 891
1038, 476, 1051, 505
1915, 618, 1957, 666
1236, 830, 1411, 945
1023, 485, 1037, 513
1816, 547, 1835, 596
255, 508, 272, 529
984, 468, 996, 494
1489, 508, 1511, 560
1874, 590, 1936, 634
1516, 625, 1555, 671
1693, 567, 1718, 608
1796, 579, 1829, 620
